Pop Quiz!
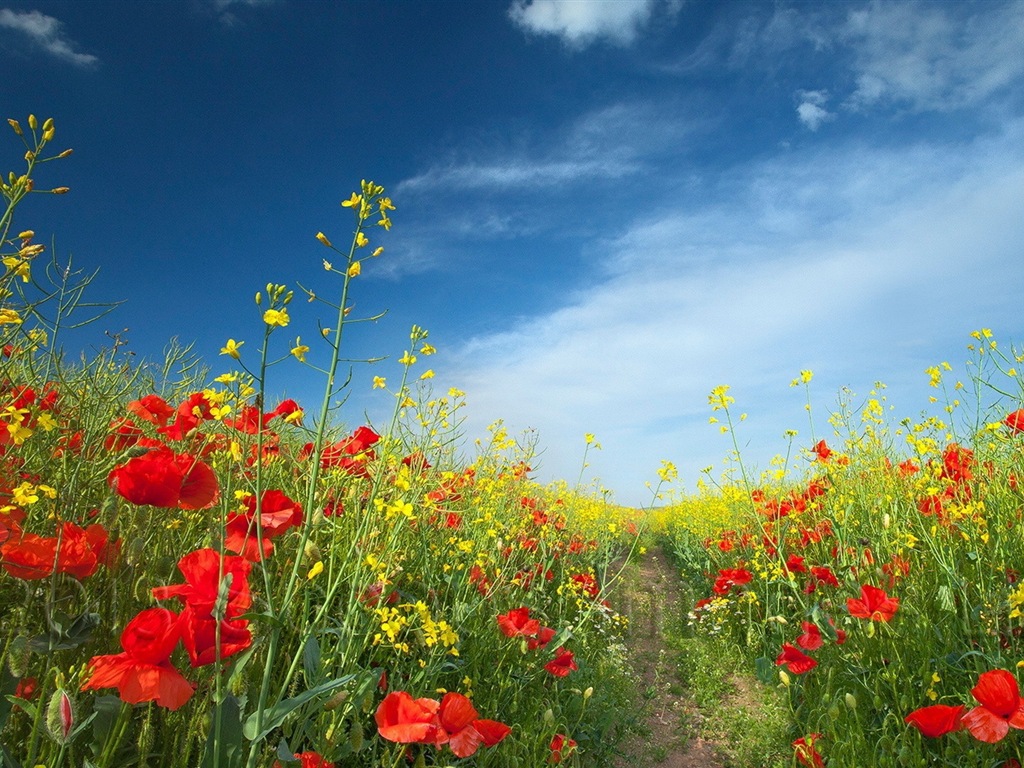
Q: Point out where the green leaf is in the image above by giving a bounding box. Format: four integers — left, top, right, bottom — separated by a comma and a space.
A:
201, 694, 244, 768
242, 673, 359, 743
302, 635, 321, 685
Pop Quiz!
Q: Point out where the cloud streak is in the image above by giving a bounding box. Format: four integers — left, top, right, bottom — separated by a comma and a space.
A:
0, 9, 97, 66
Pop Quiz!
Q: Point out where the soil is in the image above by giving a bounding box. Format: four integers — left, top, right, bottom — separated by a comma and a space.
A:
614, 546, 727, 768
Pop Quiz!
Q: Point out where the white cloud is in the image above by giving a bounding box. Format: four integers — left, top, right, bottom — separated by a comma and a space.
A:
796, 89, 833, 130
205, 0, 277, 26
508, 0, 677, 48
842, 0, 1024, 112
433, 122, 1024, 505
0, 9, 97, 66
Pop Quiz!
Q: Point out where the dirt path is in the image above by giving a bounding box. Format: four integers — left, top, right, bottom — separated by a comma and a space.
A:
614, 546, 726, 768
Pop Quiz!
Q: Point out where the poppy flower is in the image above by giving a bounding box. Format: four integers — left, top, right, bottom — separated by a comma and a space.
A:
152, 548, 252, 617
108, 447, 219, 509
178, 605, 252, 667
529, 626, 557, 651
307, 425, 381, 474
224, 489, 303, 561
81, 607, 193, 710
712, 567, 753, 595
905, 704, 966, 738
549, 733, 577, 764
126, 395, 174, 426
497, 607, 540, 638
1006, 409, 1024, 433
434, 692, 511, 757
812, 440, 833, 463
273, 753, 334, 768
376, 691, 440, 744
56, 522, 119, 579
776, 643, 817, 674
1, 530, 57, 580
796, 621, 823, 651
962, 669, 1024, 743
545, 647, 578, 677
847, 584, 900, 622
792, 733, 824, 768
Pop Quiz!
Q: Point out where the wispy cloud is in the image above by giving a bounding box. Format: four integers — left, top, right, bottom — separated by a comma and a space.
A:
204, 0, 277, 26
0, 9, 97, 66
433, 121, 1024, 504
508, 0, 680, 48
398, 101, 697, 195
841, 0, 1024, 112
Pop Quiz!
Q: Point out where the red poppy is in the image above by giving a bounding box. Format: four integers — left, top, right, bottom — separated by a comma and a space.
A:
776, 643, 817, 674
178, 605, 252, 667
497, 607, 540, 638
847, 584, 900, 622
375, 691, 440, 744
529, 626, 556, 651
941, 443, 974, 484
545, 647, 578, 677
224, 489, 303, 560
273, 752, 334, 768
962, 669, 1024, 743
127, 394, 174, 426
570, 572, 600, 598
792, 733, 824, 767
108, 448, 218, 509
796, 621, 823, 651
152, 548, 252, 618
905, 704, 966, 737
308, 425, 381, 474
157, 392, 214, 441
1, 530, 57, 580
1006, 409, 1024, 433
434, 692, 511, 758
712, 567, 753, 595
56, 522, 119, 579
812, 440, 833, 463
549, 733, 577, 764
81, 607, 193, 710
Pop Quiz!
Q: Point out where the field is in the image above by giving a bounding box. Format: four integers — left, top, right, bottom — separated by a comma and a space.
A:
4, 115, 1024, 768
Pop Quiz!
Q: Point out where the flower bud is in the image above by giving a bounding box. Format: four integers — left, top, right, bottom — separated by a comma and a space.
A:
45, 688, 74, 744
8, 119, 22, 136
316, 232, 332, 247
51, 187, 70, 194
57, 149, 73, 158
28, 114, 37, 130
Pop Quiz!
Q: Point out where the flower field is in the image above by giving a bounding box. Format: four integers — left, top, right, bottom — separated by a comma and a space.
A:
0, 117, 643, 768
655, 349, 1024, 766
5, 114, 1024, 768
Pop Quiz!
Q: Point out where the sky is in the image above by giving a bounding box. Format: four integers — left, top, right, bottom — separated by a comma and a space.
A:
2, 0, 1023, 506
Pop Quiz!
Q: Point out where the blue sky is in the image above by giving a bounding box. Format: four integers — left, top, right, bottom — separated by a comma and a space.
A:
2, 0, 1023, 506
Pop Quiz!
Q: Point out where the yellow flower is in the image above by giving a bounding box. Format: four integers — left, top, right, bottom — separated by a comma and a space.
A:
3, 257, 30, 282
372, 246, 384, 257
0, 309, 23, 325
220, 339, 244, 359
355, 232, 369, 248
263, 308, 290, 327
347, 261, 362, 277
315, 231, 332, 247
373, 376, 387, 389
307, 561, 324, 580
398, 352, 417, 366
420, 343, 436, 355
341, 192, 362, 208
291, 338, 309, 362
419, 369, 434, 380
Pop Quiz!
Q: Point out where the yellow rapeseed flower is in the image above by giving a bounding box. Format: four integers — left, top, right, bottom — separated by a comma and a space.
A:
373, 376, 387, 389
315, 232, 332, 247
291, 338, 309, 362
220, 339, 244, 359
263, 308, 289, 327
341, 192, 361, 208
348, 261, 362, 277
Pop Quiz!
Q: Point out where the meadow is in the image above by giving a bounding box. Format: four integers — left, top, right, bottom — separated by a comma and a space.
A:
5, 114, 1024, 768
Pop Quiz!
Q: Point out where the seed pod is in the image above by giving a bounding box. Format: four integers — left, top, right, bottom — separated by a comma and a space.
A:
349, 722, 364, 752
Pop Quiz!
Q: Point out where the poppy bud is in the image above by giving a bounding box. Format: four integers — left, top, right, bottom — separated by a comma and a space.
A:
45, 688, 74, 744
845, 693, 857, 710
